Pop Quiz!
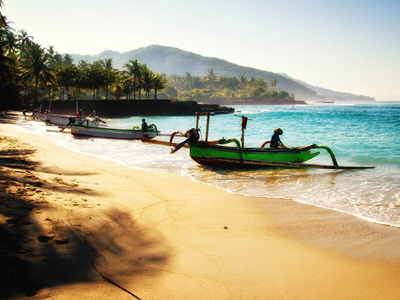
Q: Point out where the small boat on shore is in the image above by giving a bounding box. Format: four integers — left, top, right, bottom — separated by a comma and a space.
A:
32, 111, 106, 128
170, 112, 374, 170
68, 121, 160, 140
189, 140, 321, 167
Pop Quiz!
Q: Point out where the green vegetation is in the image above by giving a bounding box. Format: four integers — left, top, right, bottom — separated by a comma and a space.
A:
0, 15, 168, 110
167, 71, 293, 102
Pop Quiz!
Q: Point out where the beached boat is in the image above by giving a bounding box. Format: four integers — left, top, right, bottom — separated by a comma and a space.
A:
170, 112, 373, 170
32, 111, 106, 128
189, 139, 322, 167
68, 122, 160, 140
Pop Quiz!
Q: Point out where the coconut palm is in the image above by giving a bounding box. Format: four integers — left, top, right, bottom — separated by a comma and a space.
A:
0, 0, 5, 28
123, 59, 142, 99
101, 59, 115, 99
20, 42, 54, 101
103, 58, 113, 70
270, 79, 278, 90
239, 74, 247, 87
1, 20, 18, 56
141, 65, 154, 98
206, 69, 217, 89
103, 68, 116, 100
18, 30, 33, 50
122, 80, 134, 100
112, 84, 124, 100
62, 54, 73, 66
152, 74, 168, 99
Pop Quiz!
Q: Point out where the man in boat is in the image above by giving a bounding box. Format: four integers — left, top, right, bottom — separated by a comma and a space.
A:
142, 118, 149, 139
270, 128, 288, 148
77, 109, 84, 125
141, 118, 149, 132
170, 128, 200, 154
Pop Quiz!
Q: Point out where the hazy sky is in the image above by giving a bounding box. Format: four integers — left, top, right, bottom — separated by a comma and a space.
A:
3, 0, 400, 101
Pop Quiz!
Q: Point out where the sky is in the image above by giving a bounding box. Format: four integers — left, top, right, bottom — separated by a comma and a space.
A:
3, 0, 400, 101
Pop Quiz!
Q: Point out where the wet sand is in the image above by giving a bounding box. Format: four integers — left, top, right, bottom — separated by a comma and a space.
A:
1, 111, 400, 300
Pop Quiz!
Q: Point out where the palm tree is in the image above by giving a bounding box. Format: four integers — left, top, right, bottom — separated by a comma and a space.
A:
20, 42, 54, 101
0, 17, 20, 109
0, 0, 6, 28
239, 74, 247, 87
103, 68, 116, 100
103, 58, 113, 70
102, 59, 115, 99
62, 54, 73, 66
112, 85, 124, 100
1, 20, 18, 56
270, 79, 278, 91
18, 30, 33, 52
123, 59, 142, 99
184, 72, 194, 91
141, 65, 154, 98
206, 69, 217, 89
152, 74, 168, 99
122, 80, 134, 99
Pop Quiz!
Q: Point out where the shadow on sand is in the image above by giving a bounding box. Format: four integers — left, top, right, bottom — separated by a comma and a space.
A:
0, 134, 171, 299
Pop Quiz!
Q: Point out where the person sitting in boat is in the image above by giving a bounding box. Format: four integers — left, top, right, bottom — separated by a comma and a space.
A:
59, 117, 76, 132
270, 128, 288, 148
77, 109, 83, 125
141, 118, 149, 132
170, 128, 200, 154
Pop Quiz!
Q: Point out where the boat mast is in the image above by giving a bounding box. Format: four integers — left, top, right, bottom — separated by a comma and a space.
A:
196, 112, 213, 143
205, 113, 210, 142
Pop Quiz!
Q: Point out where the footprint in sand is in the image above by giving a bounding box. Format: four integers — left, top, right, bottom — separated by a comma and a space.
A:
37, 236, 53, 243
55, 239, 70, 245
52, 177, 79, 188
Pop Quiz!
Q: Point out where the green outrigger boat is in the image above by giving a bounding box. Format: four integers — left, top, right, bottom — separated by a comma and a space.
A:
169, 112, 374, 170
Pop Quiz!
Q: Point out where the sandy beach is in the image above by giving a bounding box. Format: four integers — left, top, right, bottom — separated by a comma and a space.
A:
1, 111, 400, 300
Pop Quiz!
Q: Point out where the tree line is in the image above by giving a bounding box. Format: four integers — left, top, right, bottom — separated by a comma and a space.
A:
0, 11, 168, 110
166, 71, 293, 103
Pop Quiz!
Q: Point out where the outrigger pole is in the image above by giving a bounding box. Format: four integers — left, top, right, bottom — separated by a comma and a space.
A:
195, 156, 375, 170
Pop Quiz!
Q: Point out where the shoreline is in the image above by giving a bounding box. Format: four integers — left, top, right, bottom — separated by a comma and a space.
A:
1, 111, 400, 299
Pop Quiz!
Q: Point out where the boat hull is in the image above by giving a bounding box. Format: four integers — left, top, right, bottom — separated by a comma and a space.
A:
34, 112, 103, 127
189, 141, 320, 167
69, 125, 159, 140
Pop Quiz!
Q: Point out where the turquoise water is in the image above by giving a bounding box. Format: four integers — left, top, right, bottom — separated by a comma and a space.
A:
20, 102, 400, 227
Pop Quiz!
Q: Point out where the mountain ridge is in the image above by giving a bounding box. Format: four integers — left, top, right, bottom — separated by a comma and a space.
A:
70, 45, 374, 102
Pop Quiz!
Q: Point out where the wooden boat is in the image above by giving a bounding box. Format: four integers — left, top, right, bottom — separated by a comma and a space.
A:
189, 139, 321, 167
170, 112, 374, 170
68, 121, 160, 140
33, 111, 106, 128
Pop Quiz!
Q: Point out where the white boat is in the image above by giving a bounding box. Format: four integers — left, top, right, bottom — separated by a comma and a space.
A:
68, 122, 160, 139
33, 111, 106, 128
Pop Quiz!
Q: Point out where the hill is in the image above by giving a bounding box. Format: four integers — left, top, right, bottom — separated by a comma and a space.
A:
280, 73, 375, 102
70, 45, 374, 102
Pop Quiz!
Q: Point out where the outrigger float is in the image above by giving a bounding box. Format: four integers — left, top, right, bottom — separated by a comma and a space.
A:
167, 112, 374, 170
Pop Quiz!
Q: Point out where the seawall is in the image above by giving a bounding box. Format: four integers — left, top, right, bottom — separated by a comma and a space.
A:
33, 100, 234, 117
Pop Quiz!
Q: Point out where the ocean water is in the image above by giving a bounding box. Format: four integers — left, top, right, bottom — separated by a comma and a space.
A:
18, 102, 400, 227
